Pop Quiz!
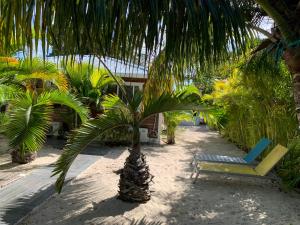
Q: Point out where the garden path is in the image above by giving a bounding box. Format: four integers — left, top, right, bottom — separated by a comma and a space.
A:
0, 142, 114, 225
17, 126, 300, 225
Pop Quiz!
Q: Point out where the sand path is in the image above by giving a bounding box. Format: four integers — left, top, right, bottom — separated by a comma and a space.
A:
19, 126, 300, 225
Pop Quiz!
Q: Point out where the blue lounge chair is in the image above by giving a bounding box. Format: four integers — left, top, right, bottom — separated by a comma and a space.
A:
191, 144, 288, 183
192, 138, 271, 165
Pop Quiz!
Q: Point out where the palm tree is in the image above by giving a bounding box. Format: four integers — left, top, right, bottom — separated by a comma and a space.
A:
247, 1, 300, 125
0, 57, 69, 92
163, 111, 192, 144
52, 86, 204, 202
3, 90, 88, 163
63, 62, 119, 117
0, 58, 88, 163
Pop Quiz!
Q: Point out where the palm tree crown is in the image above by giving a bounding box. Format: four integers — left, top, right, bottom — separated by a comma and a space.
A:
53, 85, 204, 202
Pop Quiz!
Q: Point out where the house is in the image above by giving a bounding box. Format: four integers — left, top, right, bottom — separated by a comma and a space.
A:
15, 47, 163, 144
45, 56, 163, 144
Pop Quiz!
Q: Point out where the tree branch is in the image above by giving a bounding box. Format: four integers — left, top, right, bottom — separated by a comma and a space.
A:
255, 0, 295, 41
248, 23, 277, 43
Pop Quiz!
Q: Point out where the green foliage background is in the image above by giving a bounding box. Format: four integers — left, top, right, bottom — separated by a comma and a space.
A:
203, 54, 300, 188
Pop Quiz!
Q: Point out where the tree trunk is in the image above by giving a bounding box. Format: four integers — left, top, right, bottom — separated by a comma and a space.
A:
118, 126, 153, 203
11, 149, 37, 164
167, 130, 175, 144
284, 47, 300, 126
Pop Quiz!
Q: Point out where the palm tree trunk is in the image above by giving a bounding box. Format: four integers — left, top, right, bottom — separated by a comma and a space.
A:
167, 129, 175, 144
284, 47, 300, 126
11, 149, 37, 164
118, 126, 153, 202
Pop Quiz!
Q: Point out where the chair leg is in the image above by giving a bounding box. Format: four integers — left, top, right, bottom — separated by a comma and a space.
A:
190, 164, 197, 178
190, 170, 194, 179
190, 157, 195, 166
193, 171, 200, 183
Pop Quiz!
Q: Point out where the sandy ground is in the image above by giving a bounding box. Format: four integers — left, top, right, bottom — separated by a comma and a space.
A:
19, 126, 300, 225
0, 137, 61, 188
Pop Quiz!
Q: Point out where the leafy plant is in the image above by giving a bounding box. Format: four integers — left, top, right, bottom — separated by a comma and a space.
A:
279, 137, 300, 188
163, 111, 192, 144
204, 55, 300, 188
0, 57, 89, 163
63, 62, 119, 116
2, 90, 88, 163
53, 86, 204, 202
0, 57, 68, 92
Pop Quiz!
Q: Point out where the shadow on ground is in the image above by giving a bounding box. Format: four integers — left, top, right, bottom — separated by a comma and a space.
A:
0, 179, 58, 225
10, 126, 300, 225
45, 137, 126, 160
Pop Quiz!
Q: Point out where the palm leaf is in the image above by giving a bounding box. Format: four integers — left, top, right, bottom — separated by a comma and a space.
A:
0, 0, 251, 73
14, 58, 68, 91
16, 72, 69, 92
89, 68, 115, 89
43, 90, 89, 123
0, 84, 22, 104
141, 86, 205, 120
52, 110, 133, 192
5, 93, 52, 152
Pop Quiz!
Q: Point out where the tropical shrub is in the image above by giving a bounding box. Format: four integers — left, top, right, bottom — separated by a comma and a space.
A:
63, 62, 119, 117
163, 111, 192, 144
204, 55, 300, 188
278, 137, 300, 188
2, 89, 87, 163
0, 57, 88, 163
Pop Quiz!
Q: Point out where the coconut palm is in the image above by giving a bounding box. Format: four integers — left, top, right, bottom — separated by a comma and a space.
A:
52, 86, 204, 202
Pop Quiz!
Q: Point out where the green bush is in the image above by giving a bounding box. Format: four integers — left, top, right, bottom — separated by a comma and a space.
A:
97, 128, 132, 146
205, 54, 300, 188
278, 137, 300, 188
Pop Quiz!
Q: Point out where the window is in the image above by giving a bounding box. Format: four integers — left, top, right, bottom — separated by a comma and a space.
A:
107, 83, 143, 103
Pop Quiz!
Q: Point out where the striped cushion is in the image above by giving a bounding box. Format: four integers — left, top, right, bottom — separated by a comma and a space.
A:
194, 154, 247, 164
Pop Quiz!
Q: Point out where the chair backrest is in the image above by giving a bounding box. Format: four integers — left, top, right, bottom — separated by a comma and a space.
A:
255, 144, 288, 176
243, 138, 271, 163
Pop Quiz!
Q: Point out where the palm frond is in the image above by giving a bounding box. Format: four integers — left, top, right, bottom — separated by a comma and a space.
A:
102, 94, 128, 110
13, 58, 68, 91
0, 112, 9, 133
141, 86, 204, 120
20, 58, 58, 73
0, 1, 251, 71
89, 68, 115, 89
42, 91, 89, 123
5, 93, 52, 152
52, 111, 133, 192
128, 91, 144, 113
16, 72, 69, 91
0, 84, 22, 104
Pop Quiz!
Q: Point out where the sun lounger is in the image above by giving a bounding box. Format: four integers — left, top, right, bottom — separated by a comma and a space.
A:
192, 138, 271, 166
191, 144, 288, 182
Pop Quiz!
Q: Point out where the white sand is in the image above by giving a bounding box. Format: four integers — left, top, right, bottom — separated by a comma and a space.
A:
20, 127, 300, 225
